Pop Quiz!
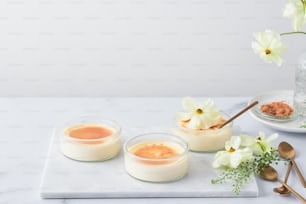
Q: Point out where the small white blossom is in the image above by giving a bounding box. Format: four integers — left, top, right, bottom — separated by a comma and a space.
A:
283, 0, 306, 31
240, 132, 278, 155
212, 136, 254, 169
212, 133, 279, 195
252, 30, 287, 66
176, 97, 222, 130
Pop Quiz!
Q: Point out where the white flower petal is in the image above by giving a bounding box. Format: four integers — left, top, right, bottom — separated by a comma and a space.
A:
283, 0, 306, 31
252, 42, 263, 54
225, 140, 232, 151
257, 132, 265, 140
212, 151, 228, 168
293, 15, 305, 31
182, 97, 197, 112
187, 115, 202, 129
176, 112, 192, 121
231, 136, 242, 150
240, 134, 255, 147
252, 30, 286, 66
212, 160, 220, 168
177, 97, 222, 130
212, 146, 255, 169
266, 133, 278, 142
230, 153, 243, 168
283, 3, 296, 17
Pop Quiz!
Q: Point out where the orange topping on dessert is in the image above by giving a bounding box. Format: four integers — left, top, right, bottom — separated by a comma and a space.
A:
179, 118, 226, 130
65, 125, 113, 139
131, 143, 179, 165
260, 101, 293, 117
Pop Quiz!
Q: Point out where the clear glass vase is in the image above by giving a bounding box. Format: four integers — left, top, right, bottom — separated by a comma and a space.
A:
293, 52, 306, 118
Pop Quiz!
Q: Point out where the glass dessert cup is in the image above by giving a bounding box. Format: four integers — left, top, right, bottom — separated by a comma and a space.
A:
173, 111, 233, 152
59, 116, 121, 162
124, 133, 189, 183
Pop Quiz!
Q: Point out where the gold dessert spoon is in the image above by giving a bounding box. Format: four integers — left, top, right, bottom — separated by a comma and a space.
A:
260, 166, 306, 203
273, 161, 292, 196
278, 141, 306, 188
219, 101, 259, 128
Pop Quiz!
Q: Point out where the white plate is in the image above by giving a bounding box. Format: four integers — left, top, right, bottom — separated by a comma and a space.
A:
249, 90, 306, 133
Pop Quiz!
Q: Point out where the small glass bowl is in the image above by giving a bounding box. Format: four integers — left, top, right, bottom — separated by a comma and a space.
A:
252, 103, 298, 122
124, 133, 189, 183
59, 116, 121, 162
173, 111, 233, 152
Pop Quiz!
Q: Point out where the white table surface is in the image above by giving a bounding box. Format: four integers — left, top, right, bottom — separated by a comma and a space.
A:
1, 97, 306, 204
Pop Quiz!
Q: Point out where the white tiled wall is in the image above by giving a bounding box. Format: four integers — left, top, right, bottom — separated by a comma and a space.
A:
0, 0, 304, 96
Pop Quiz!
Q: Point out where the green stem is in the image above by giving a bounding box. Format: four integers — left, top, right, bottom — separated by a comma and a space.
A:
280, 31, 306, 36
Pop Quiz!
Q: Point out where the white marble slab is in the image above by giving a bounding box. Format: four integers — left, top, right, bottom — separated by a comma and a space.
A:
40, 128, 258, 198
2, 97, 305, 204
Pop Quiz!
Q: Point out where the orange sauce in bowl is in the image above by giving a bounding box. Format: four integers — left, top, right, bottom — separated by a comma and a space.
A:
65, 124, 114, 144
131, 143, 179, 165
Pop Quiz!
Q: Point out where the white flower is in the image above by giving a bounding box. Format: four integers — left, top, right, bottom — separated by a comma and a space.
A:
176, 97, 222, 130
240, 132, 278, 155
212, 136, 254, 169
251, 30, 287, 66
283, 0, 306, 31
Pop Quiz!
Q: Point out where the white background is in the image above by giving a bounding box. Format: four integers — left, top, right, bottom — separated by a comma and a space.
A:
0, 0, 304, 97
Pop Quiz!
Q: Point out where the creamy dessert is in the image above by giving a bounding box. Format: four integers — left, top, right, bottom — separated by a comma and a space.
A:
60, 117, 121, 162
124, 133, 189, 182
173, 97, 233, 152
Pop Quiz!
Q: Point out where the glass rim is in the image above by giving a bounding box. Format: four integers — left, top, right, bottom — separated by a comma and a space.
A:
124, 132, 189, 162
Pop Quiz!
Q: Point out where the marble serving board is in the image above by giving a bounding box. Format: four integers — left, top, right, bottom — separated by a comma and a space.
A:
40, 128, 258, 198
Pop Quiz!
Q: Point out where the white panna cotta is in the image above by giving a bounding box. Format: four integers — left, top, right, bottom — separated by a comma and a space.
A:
59, 117, 121, 162
175, 97, 233, 152
174, 112, 233, 152
124, 133, 189, 183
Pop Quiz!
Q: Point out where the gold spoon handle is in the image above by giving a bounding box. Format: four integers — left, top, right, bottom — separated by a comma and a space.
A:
291, 159, 306, 188
284, 161, 293, 183
273, 162, 292, 194
219, 101, 258, 128
278, 179, 306, 203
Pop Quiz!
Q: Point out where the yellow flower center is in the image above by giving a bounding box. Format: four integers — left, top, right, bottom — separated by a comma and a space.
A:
228, 147, 236, 152
265, 49, 272, 55
195, 108, 203, 114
